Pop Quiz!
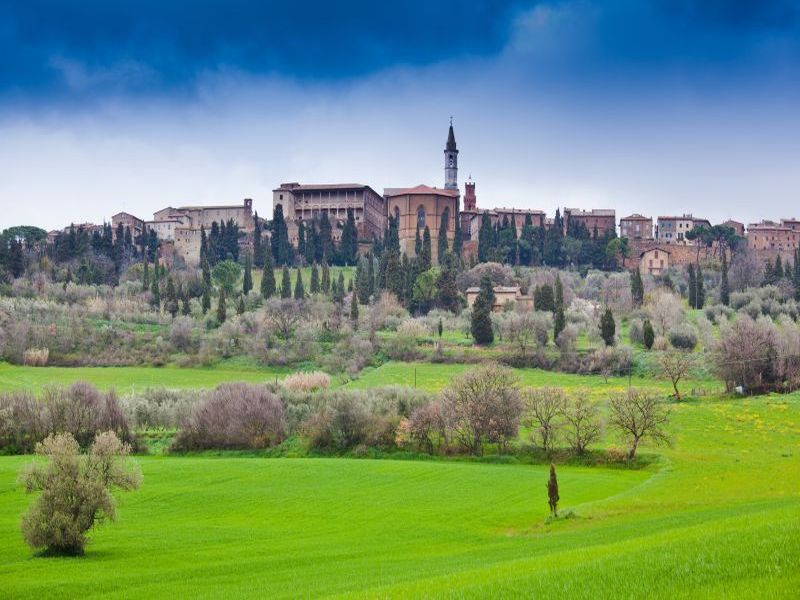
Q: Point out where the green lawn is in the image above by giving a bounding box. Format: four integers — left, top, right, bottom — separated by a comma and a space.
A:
0, 394, 798, 597
346, 361, 720, 398
0, 362, 292, 394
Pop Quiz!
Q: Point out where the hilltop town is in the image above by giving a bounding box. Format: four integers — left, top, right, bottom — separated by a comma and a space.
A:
31, 122, 798, 282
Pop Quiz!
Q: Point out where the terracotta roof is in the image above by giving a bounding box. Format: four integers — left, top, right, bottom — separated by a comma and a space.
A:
621, 213, 651, 220
566, 208, 615, 217
385, 184, 459, 198
274, 183, 372, 192
639, 246, 672, 257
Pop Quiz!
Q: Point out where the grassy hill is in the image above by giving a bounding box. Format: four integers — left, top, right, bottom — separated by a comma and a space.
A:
0, 393, 797, 598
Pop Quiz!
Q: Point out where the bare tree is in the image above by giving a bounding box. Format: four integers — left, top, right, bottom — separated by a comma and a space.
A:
646, 290, 684, 337
523, 387, 565, 452
441, 363, 522, 455
729, 249, 763, 292
560, 394, 602, 454
265, 298, 301, 340
608, 390, 671, 459
713, 315, 778, 393
658, 350, 696, 400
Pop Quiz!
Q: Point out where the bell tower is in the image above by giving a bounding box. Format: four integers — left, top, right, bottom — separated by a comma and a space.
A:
444, 118, 458, 191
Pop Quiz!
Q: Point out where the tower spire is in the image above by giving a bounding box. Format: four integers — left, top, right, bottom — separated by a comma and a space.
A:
444, 119, 458, 190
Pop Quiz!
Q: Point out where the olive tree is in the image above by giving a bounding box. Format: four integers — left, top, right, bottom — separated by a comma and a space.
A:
560, 394, 602, 454
19, 431, 141, 555
658, 350, 696, 400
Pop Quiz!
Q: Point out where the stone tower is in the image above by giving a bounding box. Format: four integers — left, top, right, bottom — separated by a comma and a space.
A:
444, 119, 458, 191
463, 177, 476, 211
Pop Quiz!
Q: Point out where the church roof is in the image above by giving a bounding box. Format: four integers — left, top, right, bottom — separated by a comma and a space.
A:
385, 184, 459, 198
446, 124, 457, 151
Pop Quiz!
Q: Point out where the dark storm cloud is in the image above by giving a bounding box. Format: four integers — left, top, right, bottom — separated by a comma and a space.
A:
0, 0, 528, 98
1, 0, 799, 102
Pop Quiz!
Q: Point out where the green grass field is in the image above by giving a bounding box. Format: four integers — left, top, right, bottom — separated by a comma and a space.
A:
347, 361, 720, 398
1, 392, 798, 598
0, 362, 291, 393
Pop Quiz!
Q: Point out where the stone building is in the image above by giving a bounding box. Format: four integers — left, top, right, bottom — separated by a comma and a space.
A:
619, 214, 653, 240
272, 183, 386, 246
465, 285, 533, 312
722, 219, 745, 237
640, 247, 671, 276
384, 122, 462, 263
111, 212, 145, 240
150, 199, 255, 266
746, 221, 800, 253
655, 214, 710, 245
385, 185, 459, 263
563, 208, 616, 235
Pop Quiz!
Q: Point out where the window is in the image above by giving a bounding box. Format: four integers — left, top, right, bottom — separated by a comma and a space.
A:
417, 206, 426, 228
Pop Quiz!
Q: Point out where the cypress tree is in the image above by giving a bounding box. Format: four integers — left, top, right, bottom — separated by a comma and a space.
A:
696, 264, 705, 309
554, 306, 566, 341
471, 274, 495, 345
477, 211, 493, 263
420, 226, 432, 271
600, 308, 616, 346
237, 295, 245, 315
631, 267, 644, 307
687, 264, 697, 308
181, 291, 191, 316
294, 268, 305, 300
414, 224, 422, 257
304, 221, 317, 265
252, 213, 263, 267
243, 253, 253, 295
547, 464, 559, 517
310, 263, 320, 294
332, 272, 345, 305
534, 284, 555, 313
643, 318, 655, 350
436, 252, 460, 313
554, 275, 564, 312
775, 255, 784, 280
356, 257, 370, 305
217, 289, 227, 323
297, 221, 306, 262
150, 275, 161, 310
271, 204, 290, 266
261, 245, 276, 299
340, 208, 358, 265
142, 255, 150, 290
437, 206, 450, 264
367, 252, 375, 298
453, 212, 462, 258
385, 250, 403, 300
350, 291, 359, 323
165, 277, 178, 318
280, 266, 291, 299
321, 262, 331, 294
317, 213, 334, 265
201, 257, 211, 289
201, 285, 211, 315
720, 251, 730, 306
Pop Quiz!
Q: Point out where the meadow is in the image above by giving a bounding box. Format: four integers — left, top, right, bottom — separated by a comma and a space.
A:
0, 384, 798, 598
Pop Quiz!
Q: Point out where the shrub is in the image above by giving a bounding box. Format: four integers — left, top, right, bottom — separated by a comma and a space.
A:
643, 319, 655, 350
383, 334, 422, 361
628, 319, 644, 345
585, 346, 632, 381
121, 388, 197, 430
404, 400, 447, 454
169, 316, 195, 352
281, 371, 331, 393
441, 363, 522, 455
667, 324, 698, 351
19, 431, 141, 555
173, 383, 286, 450
23, 348, 49, 366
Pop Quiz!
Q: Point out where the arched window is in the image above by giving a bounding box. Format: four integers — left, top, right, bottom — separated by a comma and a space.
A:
417, 205, 426, 228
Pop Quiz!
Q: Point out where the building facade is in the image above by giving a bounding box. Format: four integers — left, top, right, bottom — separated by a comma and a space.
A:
722, 219, 745, 237
563, 208, 616, 235
272, 183, 386, 245
655, 214, 706, 244
111, 212, 145, 240
385, 185, 459, 263
619, 214, 653, 240
640, 247, 670, 276
747, 221, 800, 253
465, 286, 533, 312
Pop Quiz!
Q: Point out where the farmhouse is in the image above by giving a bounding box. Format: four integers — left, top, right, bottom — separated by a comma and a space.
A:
640, 246, 671, 276
465, 285, 533, 312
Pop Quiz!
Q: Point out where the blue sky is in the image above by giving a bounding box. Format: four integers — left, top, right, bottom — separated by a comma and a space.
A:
1, 0, 799, 229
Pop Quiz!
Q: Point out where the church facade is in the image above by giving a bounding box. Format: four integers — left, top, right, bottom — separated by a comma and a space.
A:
384, 122, 461, 264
